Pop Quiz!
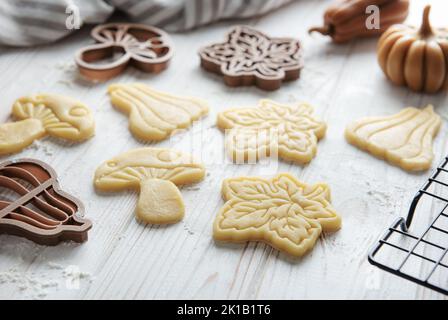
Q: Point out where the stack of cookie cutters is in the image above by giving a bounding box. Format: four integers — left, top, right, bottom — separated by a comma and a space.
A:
369, 156, 448, 295
0, 159, 92, 245
75, 23, 174, 81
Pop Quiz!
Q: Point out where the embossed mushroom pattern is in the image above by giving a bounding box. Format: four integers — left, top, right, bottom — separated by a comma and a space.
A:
199, 25, 303, 91
217, 99, 326, 164
94, 148, 206, 224
213, 173, 341, 257
0, 94, 95, 155
76, 23, 173, 81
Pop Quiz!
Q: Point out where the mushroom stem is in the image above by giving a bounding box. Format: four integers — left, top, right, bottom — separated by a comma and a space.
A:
136, 178, 185, 224
308, 25, 332, 36
419, 5, 433, 36
0, 119, 46, 155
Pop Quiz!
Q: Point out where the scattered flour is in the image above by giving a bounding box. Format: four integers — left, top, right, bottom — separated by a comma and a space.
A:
183, 224, 195, 235
0, 263, 94, 299
29, 140, 54, 156
54, 60, 100, 85
54, 61, 77, 73
0, 267, 59, 299
364, 180, 406, 215
56, 79, 74, 88
183, 186, 201, 191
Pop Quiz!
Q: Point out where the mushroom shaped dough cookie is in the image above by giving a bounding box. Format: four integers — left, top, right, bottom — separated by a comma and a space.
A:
0, 94, 95, 155
94, 148, 206, 224
108, 83, 209, 141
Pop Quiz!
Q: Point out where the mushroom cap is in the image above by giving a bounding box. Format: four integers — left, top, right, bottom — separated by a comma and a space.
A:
94, 147, 205, 191
12, 94, 95, 141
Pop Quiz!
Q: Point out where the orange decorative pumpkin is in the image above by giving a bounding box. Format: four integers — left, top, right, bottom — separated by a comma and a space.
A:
378, 5, 448, 93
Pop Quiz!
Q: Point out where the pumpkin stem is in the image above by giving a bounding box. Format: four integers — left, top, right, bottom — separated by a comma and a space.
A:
308, 25, 332, 36
419, 5, 433, 36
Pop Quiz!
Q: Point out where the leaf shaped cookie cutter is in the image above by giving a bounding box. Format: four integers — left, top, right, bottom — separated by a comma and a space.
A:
0, 159, 92, 245
75, 23, 174, 81
199, 25, 303, 91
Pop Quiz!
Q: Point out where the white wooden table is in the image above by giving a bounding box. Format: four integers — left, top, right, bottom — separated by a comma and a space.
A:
0, 0, 447, 300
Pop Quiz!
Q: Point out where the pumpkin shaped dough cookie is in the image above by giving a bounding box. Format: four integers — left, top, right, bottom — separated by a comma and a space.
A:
108, 83, 209, 141
213, 173, 341, 257
94, 148, 205, 224
0, 94, 95, 155
345, 105, 441, 171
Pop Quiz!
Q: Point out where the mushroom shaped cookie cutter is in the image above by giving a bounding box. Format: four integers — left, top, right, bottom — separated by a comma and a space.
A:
0, 159, 92, 245
94, 148, 206, 224
75, 23, 174, 81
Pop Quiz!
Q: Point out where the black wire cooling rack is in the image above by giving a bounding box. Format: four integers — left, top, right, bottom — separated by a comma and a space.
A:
368, 157, 448, 295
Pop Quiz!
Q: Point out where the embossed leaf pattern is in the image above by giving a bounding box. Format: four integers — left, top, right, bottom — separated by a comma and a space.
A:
203, 26, 299, 79
218, 100, 326, 164
214, 174, 341, 257
199, 25, 303, 90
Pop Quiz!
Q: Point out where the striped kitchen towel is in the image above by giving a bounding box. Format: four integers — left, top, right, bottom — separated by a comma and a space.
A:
0, 0, 295, 46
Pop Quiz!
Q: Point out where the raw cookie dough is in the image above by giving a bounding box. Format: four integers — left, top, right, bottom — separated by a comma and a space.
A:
213, 173, 341, 257
94, 147, 205, 224
108, 83, 209, 141
217, 99, 326, 164
345, 105, 441, 171
0, 94, 95, 155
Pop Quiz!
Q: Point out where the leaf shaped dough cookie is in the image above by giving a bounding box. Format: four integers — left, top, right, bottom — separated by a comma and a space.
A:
108, 83, 209, 141
213, 173, 341, 257
345, 105, 441, 171
0, 94, 95, 155
94, 148, 205, 224
217, 99, 326, 164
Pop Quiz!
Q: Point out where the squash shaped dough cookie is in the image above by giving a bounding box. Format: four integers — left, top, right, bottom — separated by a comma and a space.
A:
345, 105, 441, 171
108, 83, 209, 141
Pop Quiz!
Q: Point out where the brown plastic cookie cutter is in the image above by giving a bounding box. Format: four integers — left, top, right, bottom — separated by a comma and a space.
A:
0, 159, 92, 245
199, 25, 303, 91
75, 23, 174, 81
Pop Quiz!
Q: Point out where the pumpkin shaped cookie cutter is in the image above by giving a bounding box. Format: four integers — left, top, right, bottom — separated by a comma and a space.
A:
75, 23, 174, 81
0, 158, 92, 245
